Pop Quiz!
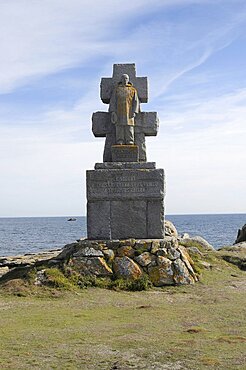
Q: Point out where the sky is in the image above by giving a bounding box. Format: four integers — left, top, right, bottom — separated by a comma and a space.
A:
0, 0, 245, 217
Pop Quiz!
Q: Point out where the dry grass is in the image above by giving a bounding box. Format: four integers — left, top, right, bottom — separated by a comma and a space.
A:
0, 256, 245, 369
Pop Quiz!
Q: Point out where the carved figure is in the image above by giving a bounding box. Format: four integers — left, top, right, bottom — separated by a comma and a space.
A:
109, 74, 140, 145
92, 63, 159, 162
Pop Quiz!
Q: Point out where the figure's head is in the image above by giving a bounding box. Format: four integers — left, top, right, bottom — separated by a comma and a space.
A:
121, 74, 129, 85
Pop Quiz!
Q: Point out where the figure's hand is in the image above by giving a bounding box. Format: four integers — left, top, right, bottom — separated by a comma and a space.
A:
111, 112, 117, 124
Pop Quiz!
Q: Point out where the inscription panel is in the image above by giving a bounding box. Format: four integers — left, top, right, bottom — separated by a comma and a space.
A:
87, 169, 164, 201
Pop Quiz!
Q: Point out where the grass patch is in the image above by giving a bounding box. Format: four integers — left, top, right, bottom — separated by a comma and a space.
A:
217, 251, 246, 270
110, 274, 152, 291
0, 258, 245, 369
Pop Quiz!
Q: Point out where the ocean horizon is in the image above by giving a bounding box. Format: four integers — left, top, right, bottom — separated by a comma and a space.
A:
0, 213, 245, 257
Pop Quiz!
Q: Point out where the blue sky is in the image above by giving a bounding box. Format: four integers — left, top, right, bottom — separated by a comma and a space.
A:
0, 0, 245, 217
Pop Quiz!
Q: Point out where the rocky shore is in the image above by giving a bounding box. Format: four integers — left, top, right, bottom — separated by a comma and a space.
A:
0, 220, 245, 290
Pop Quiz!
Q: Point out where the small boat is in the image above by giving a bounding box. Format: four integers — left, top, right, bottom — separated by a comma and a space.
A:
67, 218, 77, 221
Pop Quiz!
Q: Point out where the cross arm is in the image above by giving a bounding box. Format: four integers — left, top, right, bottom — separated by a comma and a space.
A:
92, 112, 159, 137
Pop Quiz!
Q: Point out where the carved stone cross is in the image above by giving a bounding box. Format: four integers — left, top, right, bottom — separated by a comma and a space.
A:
92, 64, 159, 162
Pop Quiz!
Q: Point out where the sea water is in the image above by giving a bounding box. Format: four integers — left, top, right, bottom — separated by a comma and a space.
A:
0, 214, 245, 257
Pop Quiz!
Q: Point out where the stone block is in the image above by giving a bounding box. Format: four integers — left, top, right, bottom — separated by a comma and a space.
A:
92, 111, 158, 138
92, 112, 110, 137
94, 162, 156, 170
148, 257, 174, 286
87, 201, 110, 240
116, 246, 135, 258
135, 252, 152, 267
134, 112, 159, 136
110, 200, 147, 239
68, 256, 112, 276
147, 200, 165, 239
111, 145, 139, 162
172, 259, 195, 285
113, 256, 142, 280
86, 168, 164, 201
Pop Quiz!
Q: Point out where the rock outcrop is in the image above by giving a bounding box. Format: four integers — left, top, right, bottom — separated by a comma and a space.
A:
235, 224, 246, 244
0, 249, 61, 279
179, 235, 215, 251
164, 220, 178, 238
218, 242, 246, 271
0, 237, 198, 287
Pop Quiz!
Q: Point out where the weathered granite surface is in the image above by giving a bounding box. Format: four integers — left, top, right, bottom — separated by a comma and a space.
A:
235, 224, 246, 244
0, 236, 199, 286
100, 63, 148, 104
92, 63, 159, 162
94, 162, 156, 170
87, 166, 165, 239
111, 145, 139, 162
2, 220, 245, 289
179, 235, 215, 251
218, 241, 246, 270
0, 249, 62, 279
87, 167, 164, 201
87, 63, 165, 240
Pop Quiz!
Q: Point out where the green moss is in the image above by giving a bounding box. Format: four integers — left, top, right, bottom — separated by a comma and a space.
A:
110, 274, 152, 291
44, 268, 78, 291
134, 243, 150, 256
179, 240, 209, 253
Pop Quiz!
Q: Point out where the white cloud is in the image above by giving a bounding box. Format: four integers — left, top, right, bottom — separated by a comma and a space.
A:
1, 0, 244, 94
0, 0, 168, 93
148, 88, 246, 214
1, 0, 246, 216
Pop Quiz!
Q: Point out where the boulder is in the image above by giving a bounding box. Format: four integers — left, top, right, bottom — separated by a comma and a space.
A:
179, 236, 214, 251
102, 249, 115, 262
167, 247, 180, 261
113, 256, 142, 280
0, 237, 198, 287
73, 247, 103, 257
234, 224, 246, 244
68, 257, 112, 276
178, 246, 198, 281
161, 236, 179, 249
134, 252, 153, 267
172, 258, 195, 285
164, 220, 178, 238
218, 242, 246, 252
116, 245, 135, 258
218, 242, 246, 270
156, 248, 168, 257
150, 240, 160, 254
149, 257, 174, 286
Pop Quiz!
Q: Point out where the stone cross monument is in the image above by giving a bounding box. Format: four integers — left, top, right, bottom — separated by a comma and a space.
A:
92, 63, 159, 162
87, 63, 165, 240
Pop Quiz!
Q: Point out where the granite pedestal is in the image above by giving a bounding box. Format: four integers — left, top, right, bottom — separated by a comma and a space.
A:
87, 162, 165, 240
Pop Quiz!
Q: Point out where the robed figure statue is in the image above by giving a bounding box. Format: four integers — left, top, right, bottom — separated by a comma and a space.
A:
109, 74, 140, 145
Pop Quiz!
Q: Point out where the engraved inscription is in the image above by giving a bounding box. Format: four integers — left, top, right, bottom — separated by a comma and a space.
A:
88, 174, 162, 199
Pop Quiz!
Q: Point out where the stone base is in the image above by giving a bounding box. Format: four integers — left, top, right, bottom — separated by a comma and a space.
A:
0, 237, 199, 287
59, 237, 198, 286
95, 162, 156, 170
86, 162, 165, 240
